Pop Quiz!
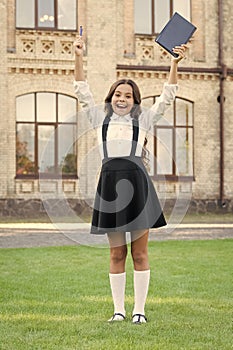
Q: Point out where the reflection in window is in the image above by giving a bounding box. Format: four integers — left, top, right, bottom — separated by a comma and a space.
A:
37, 93, 56, 122
157, 128, 173, 174
16, 0, 35, 28
16, 125, 35, 175
142, 96, 194, 178
134, 0, 152, 34
16, 93, 77, 177
38, 125, 55, 172
176, 128, 193, 176
58, 125, 77, 174
16, 0, 77, 30
16, 94, 35, 122
38, 0, 55, 28
175, 98, 192, 126
134, 0, 191, 34
58, 0, 76, 30
58, 94, 77, 122
173, 0, 191, 21
154, 0, 170, 34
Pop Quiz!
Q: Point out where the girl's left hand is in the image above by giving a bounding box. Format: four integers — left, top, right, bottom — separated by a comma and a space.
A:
172, 44, 188, 63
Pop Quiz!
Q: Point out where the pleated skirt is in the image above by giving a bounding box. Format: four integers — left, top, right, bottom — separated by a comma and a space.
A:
90, 156, 166, 234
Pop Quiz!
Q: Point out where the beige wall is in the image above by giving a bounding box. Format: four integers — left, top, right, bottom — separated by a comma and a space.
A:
0, 0, 233, 208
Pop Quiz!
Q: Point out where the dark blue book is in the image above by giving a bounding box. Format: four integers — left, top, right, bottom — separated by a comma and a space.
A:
155, 12, 197, 57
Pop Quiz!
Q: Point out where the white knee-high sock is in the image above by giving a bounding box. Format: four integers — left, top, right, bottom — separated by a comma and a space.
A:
109, 272, 126, 316
133, 269, 150, 315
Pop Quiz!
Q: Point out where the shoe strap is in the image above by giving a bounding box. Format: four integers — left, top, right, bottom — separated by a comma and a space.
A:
113, 313, 125, 320
132, 314, 147, 322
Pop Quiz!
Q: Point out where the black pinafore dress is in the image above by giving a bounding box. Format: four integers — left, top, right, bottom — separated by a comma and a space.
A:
90, 116, 167, 234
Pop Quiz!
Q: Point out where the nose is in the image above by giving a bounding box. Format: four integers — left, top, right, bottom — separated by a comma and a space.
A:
119, 96, 126, 102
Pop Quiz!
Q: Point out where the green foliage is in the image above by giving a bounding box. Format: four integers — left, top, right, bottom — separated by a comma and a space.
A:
0, 240, 232, 349
16, 136, 35, 175
62, 153, 77, 174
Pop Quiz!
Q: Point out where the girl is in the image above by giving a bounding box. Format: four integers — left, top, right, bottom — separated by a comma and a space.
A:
73, 36, 186, 324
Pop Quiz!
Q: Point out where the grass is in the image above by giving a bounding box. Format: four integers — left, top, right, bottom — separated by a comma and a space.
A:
0, 240, 232, 350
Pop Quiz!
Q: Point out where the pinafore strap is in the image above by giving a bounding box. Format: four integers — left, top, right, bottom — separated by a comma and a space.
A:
102, 116, 139, 159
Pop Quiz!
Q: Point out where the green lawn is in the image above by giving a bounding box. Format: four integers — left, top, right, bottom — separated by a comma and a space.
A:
0, 240, 232, 350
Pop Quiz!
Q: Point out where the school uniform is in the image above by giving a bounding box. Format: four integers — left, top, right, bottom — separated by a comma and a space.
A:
74, 81, 178, 235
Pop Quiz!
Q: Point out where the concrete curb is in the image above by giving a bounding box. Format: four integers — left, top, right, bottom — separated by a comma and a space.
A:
0, 222, 233, 231
0, 223, 232, 248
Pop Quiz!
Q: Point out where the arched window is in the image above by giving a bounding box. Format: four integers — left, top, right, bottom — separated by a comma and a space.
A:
142, 96, 194, 180
134, 0, 191, 35
16, 0, 77, 31
16, 92, 77, 178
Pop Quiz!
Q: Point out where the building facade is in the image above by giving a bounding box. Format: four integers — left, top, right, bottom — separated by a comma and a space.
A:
0, 0, 232, 219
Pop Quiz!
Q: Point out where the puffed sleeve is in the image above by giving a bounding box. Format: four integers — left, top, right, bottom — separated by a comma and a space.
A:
149, 82, 178, 126
73, 80, 100, 127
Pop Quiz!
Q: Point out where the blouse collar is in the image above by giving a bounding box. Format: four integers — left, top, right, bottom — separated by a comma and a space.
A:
111, 112, 132, 121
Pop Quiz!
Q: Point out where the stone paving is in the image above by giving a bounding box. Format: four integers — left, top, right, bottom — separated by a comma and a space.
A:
0, 223, 232, 248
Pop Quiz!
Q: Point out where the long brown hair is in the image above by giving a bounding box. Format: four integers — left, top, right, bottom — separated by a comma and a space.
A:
104, 79, 142, 119
104, 79, 149, 163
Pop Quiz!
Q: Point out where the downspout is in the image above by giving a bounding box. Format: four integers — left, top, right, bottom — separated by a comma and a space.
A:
218, 0, 227, 207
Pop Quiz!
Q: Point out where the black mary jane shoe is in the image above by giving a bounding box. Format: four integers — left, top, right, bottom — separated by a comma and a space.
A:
108, 313, 126, 323
132, 314, 147, 324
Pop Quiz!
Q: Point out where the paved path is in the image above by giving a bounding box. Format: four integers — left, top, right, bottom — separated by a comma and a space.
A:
0, 223, 232, 248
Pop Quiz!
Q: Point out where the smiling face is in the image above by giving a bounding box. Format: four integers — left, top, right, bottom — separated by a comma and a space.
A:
111, 84, 134, 116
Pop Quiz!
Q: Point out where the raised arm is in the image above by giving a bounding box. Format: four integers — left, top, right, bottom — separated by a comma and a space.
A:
149, 45, 187, 125
73, 36, 98, 126
167, 44, 187, 84
74, 36, 85, 81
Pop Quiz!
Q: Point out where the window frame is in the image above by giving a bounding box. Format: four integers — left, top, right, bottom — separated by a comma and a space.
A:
143, 95, 195, 181
16, 92, 78, 179
16, 0, 77, 32
134, 0, 191, 36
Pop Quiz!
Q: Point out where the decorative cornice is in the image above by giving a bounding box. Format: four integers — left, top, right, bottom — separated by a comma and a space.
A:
16, 29, 77, 37
116, 64, 233, 81
117, 70, 217, 81
117, 64, 219, 73
8, 67, 75, 75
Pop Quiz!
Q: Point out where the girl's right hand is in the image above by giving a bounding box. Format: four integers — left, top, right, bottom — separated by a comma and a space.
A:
73, 36, 85, 56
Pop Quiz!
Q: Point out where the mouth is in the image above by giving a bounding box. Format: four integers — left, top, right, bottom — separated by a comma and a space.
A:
115, 104, 127, 109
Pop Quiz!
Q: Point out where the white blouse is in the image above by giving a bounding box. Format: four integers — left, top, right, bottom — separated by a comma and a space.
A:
74, 80, 178, 159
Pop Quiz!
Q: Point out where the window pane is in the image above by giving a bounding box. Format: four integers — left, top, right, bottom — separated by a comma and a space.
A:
142, 97, 155, 111
58, 125, 77, 174
157, 128, 173, 174
58, 0, 76, 30
16, 124, 35, 175
134, 0, 152, 34
16, 94, 35, 122
38, 125, 55, 173
58, 94, 76, 122
176, 99, 193, 126
38, 0, 55, 28
173, 0, 190, 20
16, 0, 35, 28
154, 0, 170, 33
176, 127, 193, 175
37, 93, 56, 122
